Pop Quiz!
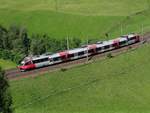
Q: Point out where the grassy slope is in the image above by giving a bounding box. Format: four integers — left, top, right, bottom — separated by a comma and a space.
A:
0, 0, 148, 15
0, 10, 123, 39
0, 59, 16, 69
0, 0, 148, 39
11, 44, 150, 113
110, 10, 150, 37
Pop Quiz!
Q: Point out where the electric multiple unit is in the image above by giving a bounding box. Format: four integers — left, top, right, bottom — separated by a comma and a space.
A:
18, 34, 140, 71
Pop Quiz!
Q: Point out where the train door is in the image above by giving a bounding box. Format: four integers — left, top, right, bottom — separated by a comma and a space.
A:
135, 35, 140, 42
113, 40, 120, 48
24, 61, 35, 69
88, 44, 97, 55
59, 51, 68, 61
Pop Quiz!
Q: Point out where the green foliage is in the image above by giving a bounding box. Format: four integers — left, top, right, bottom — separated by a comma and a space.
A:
0, 67, 12, 113
0, 25, 30, 64
107, 53, 113, 58
30, 35, 46, 55
30, 34, 82, 55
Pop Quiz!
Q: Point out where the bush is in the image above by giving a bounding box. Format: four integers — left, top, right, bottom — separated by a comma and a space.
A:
107, 53, 113, 58
60, 68, 67, 72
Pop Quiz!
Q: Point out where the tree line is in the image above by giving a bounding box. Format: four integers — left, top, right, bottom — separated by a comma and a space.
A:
0, 25, 84, 64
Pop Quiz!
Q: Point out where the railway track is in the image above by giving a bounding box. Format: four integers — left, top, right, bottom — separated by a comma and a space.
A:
5, 33, 150, 80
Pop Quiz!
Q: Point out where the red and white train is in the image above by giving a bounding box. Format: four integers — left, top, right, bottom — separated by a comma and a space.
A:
18, 34, 140, 71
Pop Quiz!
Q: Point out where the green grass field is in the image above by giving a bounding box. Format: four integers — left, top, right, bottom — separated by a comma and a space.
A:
10, 44, 150, 113
0, 0, 148, 15
0, 59, 17, 70
0, 0, 149, 39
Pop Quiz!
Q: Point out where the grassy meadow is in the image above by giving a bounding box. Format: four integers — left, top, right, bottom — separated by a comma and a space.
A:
10, 44, 150, 113
0, 59, 17, 70
0, 0, 149, 39
0, 0, 148, 16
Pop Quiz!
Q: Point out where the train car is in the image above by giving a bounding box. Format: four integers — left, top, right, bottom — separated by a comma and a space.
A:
18, 56, 50, 71
18, 33, 140, 71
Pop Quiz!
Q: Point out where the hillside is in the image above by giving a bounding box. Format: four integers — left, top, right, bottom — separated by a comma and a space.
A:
10, 44, 150, 113
0, 0, 149, 39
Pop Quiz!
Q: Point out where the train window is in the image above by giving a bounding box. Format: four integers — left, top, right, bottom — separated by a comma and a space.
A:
78, 51, 85, 56
88, 49, 94, 53
45, 58, 49, 61
25, 61, 31, 65
104, 45, 110, 49
96, 47, 101, 51
53, 57, 60, 61
119, 41, 127, 45
68, 54, 74, 58
41, 58, 49, 62
33, 60, 39, 64
128, 36, 136, 40
33, 58, 49, 64
112, 43, 116, 47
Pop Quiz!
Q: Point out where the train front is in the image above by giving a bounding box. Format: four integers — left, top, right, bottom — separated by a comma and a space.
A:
18, 57, 36, 71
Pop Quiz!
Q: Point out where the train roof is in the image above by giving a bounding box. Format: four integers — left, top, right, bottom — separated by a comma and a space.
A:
49, 53, 60, 58
32, 56, 49, 60
128, 34, 137, 38
23, 55, 49, 62
68, 48, 87, 54
121, 33, 137, 38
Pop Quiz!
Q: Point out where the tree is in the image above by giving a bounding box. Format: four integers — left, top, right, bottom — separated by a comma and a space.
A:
72, 38, 81, 48
0, 26, 9, 49
0, 67, 12, 113
7, 25, 20, 50
22, 32, 30, 55
30, 34, 46, 55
